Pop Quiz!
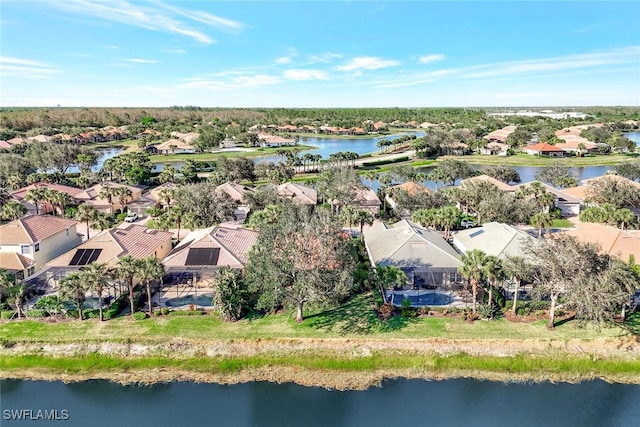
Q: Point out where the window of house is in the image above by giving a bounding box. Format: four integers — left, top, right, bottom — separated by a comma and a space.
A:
27, 267, 35, 277
20, 245, 30, 255
34, 242, 40, 252
449, 273, 462, 283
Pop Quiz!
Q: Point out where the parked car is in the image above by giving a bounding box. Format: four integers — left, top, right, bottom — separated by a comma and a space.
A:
124, 212, 139, 223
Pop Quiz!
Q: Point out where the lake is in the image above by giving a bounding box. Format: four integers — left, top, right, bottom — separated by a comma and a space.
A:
2, 379, 639, 426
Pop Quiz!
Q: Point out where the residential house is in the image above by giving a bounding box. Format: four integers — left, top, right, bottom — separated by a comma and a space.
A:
0, 216, 82, 280
276, 182, 318, 205
363, 219, 462, 291
555, 139, 599, 155
452, 222, 534, 259
523, 143, 566, 157
162, 225, 259, 272
440, 141, 469, 156
170, 131, 200, 145
352, 186, 382, 216
562, 221, 640, 261
386, 181, 431, 210
460, 175, 516, 192
74, 181, 143, 213
562, 175, 640, 216
483, 125, 516, 143
125, 182, 179, 217
216, 182, 256, 221
46, 224, 173, 269
256, 133, 296, 147
155, 138, 196, 154
514, 181, 583, 216
480, 141, 509, 156
11, 182, 83, 215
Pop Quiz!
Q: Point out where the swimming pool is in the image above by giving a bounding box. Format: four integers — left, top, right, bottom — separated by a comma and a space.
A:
387, 291, 453, 306
164, 294, 214, 307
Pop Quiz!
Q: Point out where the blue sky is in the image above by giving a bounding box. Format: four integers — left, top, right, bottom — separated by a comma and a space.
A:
1, 1, 639, 107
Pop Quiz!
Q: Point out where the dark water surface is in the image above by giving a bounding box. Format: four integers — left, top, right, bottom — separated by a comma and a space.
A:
2, 379, 639, 426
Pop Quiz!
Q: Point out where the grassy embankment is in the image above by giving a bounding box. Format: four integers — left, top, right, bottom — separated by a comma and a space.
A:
2, 294, 639, 387
441, 153, 637, 167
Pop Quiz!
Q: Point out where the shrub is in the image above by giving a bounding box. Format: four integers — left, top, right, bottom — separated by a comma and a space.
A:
168, 310, 205, 316
160, 307, 170, 315
400, 298, 417, 317
1, 310, 16, 320
116, 212, 128, 222
66, 310, 79, 319
379, 303, 394, 320
85, 309, 100, 319
132, 311, 147, 320
418, 306, 430, 316
25, 309, 47, 318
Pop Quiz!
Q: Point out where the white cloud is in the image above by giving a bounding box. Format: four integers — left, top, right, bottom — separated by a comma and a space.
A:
277, 56, 293, 64
48, 0, 244, 44
418, 54, 445, 64
335, 56, 400, 71
0, 56, 57, 79
284, 69, 329, 81
306, 52, 342, 64
180, 73, 282, 90
163, 49, 185, 54
124, 58, 159, 64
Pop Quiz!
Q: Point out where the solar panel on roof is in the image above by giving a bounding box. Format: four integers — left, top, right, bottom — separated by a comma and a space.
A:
185, 248, 220, 266
69, 248, 103, 266
469, 230, 485, 238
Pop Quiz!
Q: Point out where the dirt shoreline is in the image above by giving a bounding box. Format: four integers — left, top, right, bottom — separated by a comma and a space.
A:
2, 336, 639, 389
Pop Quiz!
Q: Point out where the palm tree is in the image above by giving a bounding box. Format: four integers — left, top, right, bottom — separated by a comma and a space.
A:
158, 188, 174, 212
24, 188, 47, 215
376, 265, 408, 305
98, 186, 118, 215
537, 191, 555, 214
75, 203, 97, 240
115, 187, 133, 212
614, 208, 634, 230
503, 255, 533, 316
363, 170, 379, 189
437, 206, 461, 240
81, 263, 110, 321
458, 249, 488, 315
0, 268, 14, 296
5, 284, 27, 319
530, 212, 553, 238
1, 200, 27, 220
168, 205, 185, 242
354, 210, 374, 239
482, 255, 504, 312
92, 212, 113, 232
339, 205, 358, 233
577, 142, 586, 157
59, 272, 89, 320
114, 255, 138, 317
135, 256, 165, 316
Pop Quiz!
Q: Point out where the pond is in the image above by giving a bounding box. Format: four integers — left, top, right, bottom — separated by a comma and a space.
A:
2, 379, 638, 427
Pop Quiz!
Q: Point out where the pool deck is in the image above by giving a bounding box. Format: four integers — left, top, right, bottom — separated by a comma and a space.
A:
156, 285, 215, 310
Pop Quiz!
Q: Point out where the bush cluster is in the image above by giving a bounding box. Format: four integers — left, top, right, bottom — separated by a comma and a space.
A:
1, 310, 16, 320
168, 309, 205, 316
25, 309, 47, 318
132, 311, 147, 320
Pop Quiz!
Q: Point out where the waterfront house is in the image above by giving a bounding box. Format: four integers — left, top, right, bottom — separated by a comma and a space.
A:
74, 181, 143, 213
363, 219, 462, 290
352, 186, 382, 216
257, 133, 296, 147
523, 143, 566, 157
276, 182, 318, 205
460, 175, 517, 192
561, 221, 640, 261
216, 182, 256, 221
480, 142, 509, 156
0, 216, 82, 280
483, 125, 516, 143
452, 222, 534, 259
386, 181, 431, 211
46, 224, 172, 269
156, 138, 196, 154
514, 181, 583, 216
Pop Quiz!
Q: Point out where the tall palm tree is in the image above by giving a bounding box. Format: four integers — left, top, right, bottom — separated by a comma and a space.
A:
59, 272, 89, 321
115, 187, 133, 212
503, 255, 533, 316
24, 187, 47, 215
98, 186, 118, 215
437, 205, 461, 240
376, 265, 408, 305
530, 212, 553, 238
363, 170, 379, 189
355, 210, 374, 239
537, 191, 555, 214
135, 256, 165, 316
81, 263, 110, 321
482, 255, 504, 311
339, 205, 358, 232
75, 203, 97, 240
0, 268, 15, 296
114, 255, 138, 317
614, 208, 634, 230
158, 188, 174, 212
5, 284, 27, 319
458, 249, 488, 315
92, 212, 113, 232
1, 200, 27, 220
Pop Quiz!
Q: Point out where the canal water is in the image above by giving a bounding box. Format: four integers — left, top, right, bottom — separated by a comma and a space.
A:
2, 379, 638, 426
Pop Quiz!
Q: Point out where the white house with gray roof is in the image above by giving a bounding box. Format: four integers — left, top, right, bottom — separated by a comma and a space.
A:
363, 219, 462, 288
452, 222, 534, 259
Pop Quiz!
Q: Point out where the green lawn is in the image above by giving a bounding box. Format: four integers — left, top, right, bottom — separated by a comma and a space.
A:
0, 293, 629, 344
551, 219, 574, 228
441, 153, 635, 167
149, 145, 316, 163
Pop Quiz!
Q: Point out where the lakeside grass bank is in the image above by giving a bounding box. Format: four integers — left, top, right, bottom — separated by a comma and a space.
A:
441, 153, 636, 167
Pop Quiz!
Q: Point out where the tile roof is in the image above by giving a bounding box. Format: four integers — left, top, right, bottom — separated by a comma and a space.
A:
562, 221, 640, 261
46, 224, 172, 267
363, 219, 461, 270
276, 182, 317, 204
524, 142, 565, 153
0, 252, 35, 271
452, 222, 534, 259
461, 175, 515, 192
163, 225, 259, 268
391, 181, 431, 196
353, 187, 381, 205
514, 181, 583, 204
11, 182, 83, 201
0, 215, 79, 244
216, 182, 255, 204
483, 125, 516, 142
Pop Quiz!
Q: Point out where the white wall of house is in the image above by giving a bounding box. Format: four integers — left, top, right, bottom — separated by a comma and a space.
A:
33, 225, 83, 269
